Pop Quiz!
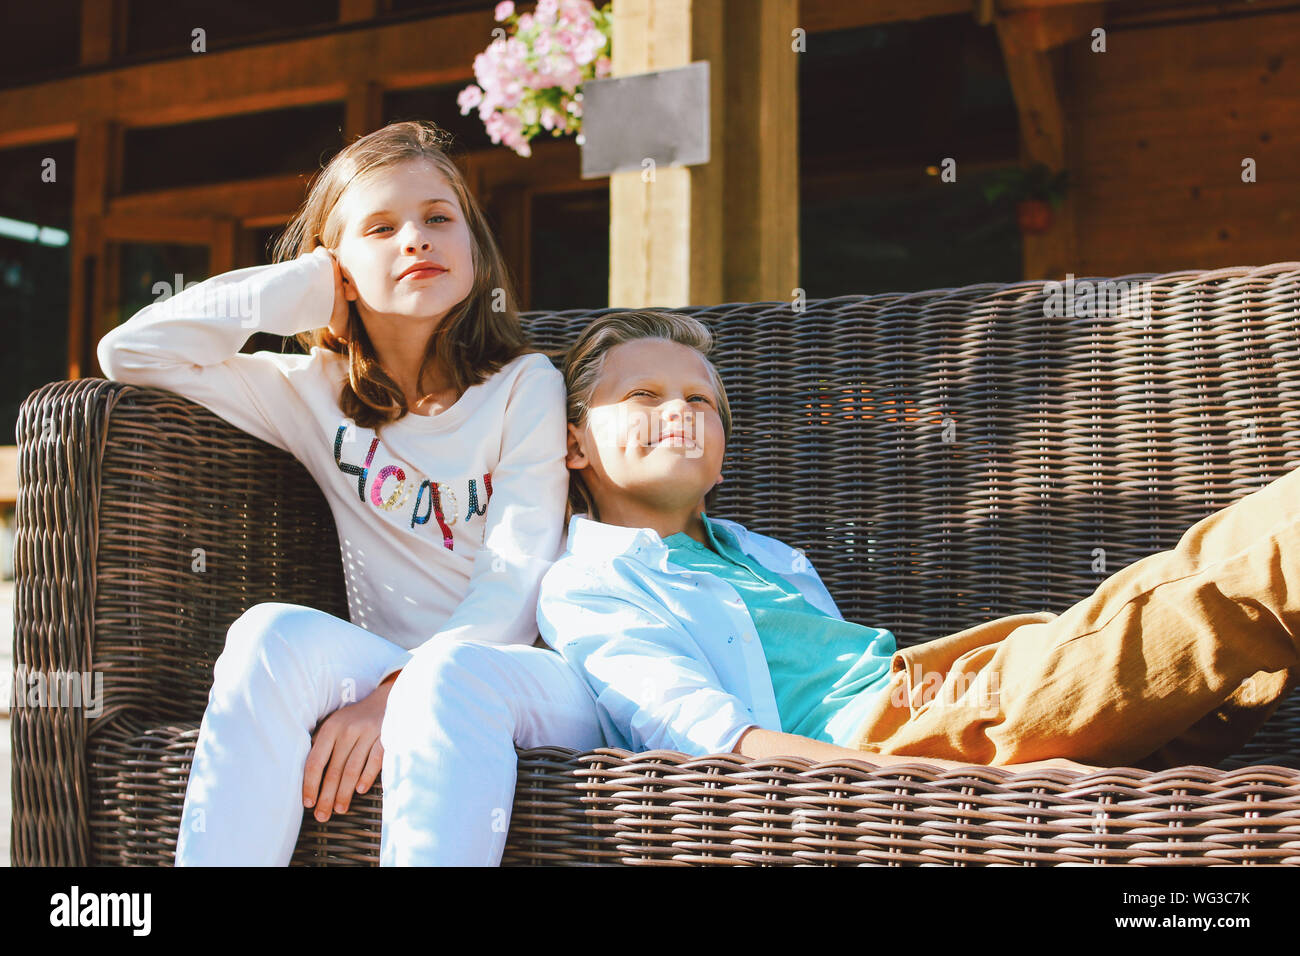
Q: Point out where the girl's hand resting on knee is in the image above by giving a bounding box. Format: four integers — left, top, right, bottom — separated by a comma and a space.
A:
302, 674, 398, 823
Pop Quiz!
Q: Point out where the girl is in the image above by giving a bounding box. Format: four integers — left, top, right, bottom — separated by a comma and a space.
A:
97, 120, 605, 866
537, 310, 1297, 774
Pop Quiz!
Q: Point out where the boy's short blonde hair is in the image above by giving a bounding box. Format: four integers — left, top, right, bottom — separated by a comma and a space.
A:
560, 310, 732, 524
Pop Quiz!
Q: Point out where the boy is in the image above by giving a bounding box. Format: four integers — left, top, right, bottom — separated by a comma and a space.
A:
537, 310, 1297, 774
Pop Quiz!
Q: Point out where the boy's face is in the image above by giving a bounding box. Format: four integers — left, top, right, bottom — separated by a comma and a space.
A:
567, 338, 726, 518
331, 159, 476, 324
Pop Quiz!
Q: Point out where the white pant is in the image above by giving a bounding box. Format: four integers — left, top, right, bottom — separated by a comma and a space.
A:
174, 602, 606, 866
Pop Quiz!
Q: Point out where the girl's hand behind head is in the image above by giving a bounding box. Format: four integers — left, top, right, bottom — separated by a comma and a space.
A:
298, 243, 354, 345
322, 246, 354, 344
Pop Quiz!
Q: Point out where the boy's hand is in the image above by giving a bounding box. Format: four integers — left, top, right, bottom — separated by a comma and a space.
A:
302, 678, 394, 822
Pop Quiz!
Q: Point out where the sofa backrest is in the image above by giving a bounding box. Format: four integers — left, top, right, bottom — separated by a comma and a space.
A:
51, 261, 1300, 734
522, 262, 1300, 647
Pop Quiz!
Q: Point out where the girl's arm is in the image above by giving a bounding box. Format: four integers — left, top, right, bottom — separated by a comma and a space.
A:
96, 247, 337, 456
405, 356, 570, 659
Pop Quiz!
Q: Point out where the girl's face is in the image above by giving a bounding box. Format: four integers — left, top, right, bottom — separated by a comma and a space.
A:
567, 338, 726, 517
331, 158, 476, 326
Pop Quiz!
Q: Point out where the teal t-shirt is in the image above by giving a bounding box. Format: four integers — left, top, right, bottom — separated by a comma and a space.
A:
661, 515, 896, 747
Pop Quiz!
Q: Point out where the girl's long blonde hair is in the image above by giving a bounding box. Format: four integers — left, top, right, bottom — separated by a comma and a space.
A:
560, 310, 733, 524
272, 120, 531, 430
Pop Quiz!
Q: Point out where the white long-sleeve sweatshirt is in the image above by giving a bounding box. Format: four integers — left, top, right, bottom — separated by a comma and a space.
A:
97, 246, 570, 684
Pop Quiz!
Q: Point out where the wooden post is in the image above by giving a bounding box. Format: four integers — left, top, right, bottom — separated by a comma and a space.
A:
211, 218, 237, 276
80, 0, 122, 66
345, 81, 385, 145
340, 0, 382, 24
722, 0, 799, 304
608, 0, 798, 308
68, 121, 116, 379
995, 5, 1102, 281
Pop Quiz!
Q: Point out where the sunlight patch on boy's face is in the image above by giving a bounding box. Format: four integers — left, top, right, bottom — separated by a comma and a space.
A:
587, 405, 708, 459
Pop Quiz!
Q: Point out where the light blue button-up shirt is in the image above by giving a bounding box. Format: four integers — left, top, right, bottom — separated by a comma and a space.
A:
661, 515, 896, 747
536, 512, 878, 757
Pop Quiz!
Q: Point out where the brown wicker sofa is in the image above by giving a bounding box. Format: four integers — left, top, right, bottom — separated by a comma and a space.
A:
12, 262, 1300, 866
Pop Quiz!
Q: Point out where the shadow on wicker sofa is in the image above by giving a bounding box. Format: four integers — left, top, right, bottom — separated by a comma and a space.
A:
13, 262, 1300, 866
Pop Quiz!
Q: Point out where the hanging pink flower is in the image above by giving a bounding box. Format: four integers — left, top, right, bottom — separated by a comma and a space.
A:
457, 85, 484, 113
458, 0, 613, 158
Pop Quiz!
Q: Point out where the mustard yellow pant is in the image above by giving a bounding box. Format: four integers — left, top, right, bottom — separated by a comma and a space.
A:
851, 464, 1300, 769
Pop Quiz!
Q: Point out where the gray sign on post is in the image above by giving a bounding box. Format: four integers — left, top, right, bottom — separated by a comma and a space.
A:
578, 60, 711, 180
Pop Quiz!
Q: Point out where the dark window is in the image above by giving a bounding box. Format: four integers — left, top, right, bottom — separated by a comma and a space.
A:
113, 242, 212, 332
0, 0, 82, 89
248, 225, 284, 266
123, 0, 339, 58
241, 225, 307, 355
529, 188, 608, 311
799, 16, 1023, 295
383, 86, 495, 153
0, 141, 74, 443
121, 105, 346, 193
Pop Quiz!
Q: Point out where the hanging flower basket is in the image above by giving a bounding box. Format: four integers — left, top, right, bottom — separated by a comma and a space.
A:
458, 0, 614, 158
982, 162, 1069, 236
1016, 199, 1054, 234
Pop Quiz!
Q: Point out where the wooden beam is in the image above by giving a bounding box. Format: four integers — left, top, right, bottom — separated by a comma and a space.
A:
0, 11, 493, 148
999, 2, 1106, 53
723, 0, 799, 304
340, 0, 382, 23
345, 81, 385, 144
103, 138, 596, 232
99, 239, 121, 351
609, 0, 703, 308
0, 123, 78, 150
107, 173, 308, 223
996, 11, 1078, 280
100, 215, 221, 244
610, 0, 798, 308
997, 14, 1067, 171
692, 0, 728, 308
80, 0, 122, 66
211, 218, 237, 275
68, 121, 116, 379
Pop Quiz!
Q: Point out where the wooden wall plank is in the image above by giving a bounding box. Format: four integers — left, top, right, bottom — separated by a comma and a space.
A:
106, 174, 309, 222
0, 11, 492, 147
1068, 8, 1300, 274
